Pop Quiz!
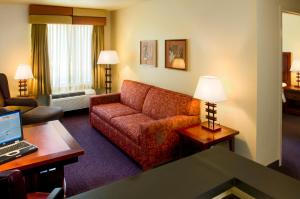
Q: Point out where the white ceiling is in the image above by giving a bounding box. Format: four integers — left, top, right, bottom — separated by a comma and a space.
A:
0, 0, 147, 10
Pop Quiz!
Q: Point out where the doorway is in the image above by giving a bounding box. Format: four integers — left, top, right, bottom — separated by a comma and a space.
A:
275, 12, 300, 180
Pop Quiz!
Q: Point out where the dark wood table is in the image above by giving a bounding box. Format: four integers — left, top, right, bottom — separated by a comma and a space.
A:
283, 85, 300, 115
0, 120, 84, 192
69, 147, 300, 199
177, 124, 239, 155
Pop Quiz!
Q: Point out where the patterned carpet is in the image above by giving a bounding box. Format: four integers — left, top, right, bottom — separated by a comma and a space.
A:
61, 109, 141, 197
61, 110, 300, 196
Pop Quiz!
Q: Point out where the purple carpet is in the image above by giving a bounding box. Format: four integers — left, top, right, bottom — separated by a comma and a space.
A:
269, 113, 300, 180
61, 109, 141, 197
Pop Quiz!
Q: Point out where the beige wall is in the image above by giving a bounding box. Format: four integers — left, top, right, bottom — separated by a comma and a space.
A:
0, 4, 31, 97
256, 0, 281, 164
112, 0, 258, 161
282, 12, 300, 85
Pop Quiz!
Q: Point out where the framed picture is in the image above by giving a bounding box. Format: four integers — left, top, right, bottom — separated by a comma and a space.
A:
165, 39, 187, 70
140, 40, 157, 66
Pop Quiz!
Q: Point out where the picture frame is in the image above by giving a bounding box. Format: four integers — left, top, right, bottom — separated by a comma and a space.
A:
165, 39, 187, 70
140, 40, 157, 67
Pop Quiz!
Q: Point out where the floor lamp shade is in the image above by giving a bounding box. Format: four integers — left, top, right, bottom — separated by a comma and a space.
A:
97, 50, 119, 94
97, 51, 119, 65
194, 76, 227, 132
14, 64, 33, 97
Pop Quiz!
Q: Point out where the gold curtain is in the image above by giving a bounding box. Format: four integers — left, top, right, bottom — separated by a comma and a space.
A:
31, 24, 52, 96
92, 25, 104, 89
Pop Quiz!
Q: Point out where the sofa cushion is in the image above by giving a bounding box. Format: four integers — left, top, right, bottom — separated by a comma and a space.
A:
142, 87, 200, 120
111, 113, 154, 144
120, 80, 152, 111
92, 103, 138, 122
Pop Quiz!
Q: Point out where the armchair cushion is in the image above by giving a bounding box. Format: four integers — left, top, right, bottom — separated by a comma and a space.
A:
4, 106, 34, 113
111, 113, 154, 144
27, 188, 64, 199
92, 103, 138, 122
5, 98, 38, 107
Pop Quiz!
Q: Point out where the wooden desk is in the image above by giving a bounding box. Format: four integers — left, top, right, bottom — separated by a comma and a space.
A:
177, 124, 239, 155
0, 120, 84, 192
283, 86, 300, 115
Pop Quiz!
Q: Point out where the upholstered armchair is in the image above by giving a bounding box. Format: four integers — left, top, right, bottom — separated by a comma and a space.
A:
0, 73, 37, 113
0, 169, 64, 199
0, 73, 63, 125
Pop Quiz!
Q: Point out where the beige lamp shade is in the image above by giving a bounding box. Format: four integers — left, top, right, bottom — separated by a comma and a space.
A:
290, 59, 300, 72
194, 76, 227, 103
97, 50, 120, 64
171, 58, 185, 69
14, 64, 33, 80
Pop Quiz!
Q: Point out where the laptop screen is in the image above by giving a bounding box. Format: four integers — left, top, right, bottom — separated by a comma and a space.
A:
0, 111, 23, 146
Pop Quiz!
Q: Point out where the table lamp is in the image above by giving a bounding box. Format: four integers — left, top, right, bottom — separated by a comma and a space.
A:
14, 64, 34, 97
194, 76, 227, 132
97, 50, 120, 94
290, 59, 300, 88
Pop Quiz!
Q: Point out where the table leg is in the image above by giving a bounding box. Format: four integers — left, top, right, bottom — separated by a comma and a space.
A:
229, 138, 235, 152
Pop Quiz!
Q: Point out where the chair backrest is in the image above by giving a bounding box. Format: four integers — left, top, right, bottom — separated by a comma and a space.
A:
0, 170, 27, 199
0, 73, 11, 100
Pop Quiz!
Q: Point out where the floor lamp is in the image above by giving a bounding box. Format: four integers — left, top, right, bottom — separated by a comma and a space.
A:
97, 51, 120, 94
14, 64, 33, 97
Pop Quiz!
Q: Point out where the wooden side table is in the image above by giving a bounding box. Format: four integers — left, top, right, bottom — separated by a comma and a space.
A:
283, 86, 300, 115
177, 124, 239, 156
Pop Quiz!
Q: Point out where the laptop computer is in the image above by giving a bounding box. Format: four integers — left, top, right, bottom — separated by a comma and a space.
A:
0, 111, 38, 165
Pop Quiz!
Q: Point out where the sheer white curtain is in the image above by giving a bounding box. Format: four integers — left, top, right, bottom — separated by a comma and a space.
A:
48, 24, 93, 94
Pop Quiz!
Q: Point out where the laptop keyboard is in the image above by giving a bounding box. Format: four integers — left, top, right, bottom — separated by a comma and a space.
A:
0, 142, 30, 155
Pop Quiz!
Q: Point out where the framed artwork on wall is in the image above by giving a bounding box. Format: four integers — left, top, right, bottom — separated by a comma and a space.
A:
140, 40, 157, 67
165, 39, 187, 70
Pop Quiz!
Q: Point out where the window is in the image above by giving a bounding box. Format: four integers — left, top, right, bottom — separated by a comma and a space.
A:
47, 24, 93, 94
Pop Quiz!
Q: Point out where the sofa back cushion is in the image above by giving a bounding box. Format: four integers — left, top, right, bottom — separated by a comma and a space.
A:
142, 87, 200, 120
120, 80, 152, 111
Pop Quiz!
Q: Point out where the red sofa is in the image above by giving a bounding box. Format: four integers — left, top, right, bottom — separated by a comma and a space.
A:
90, 80, 200, 169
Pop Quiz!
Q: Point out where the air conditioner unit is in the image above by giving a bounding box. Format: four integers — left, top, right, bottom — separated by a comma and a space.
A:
49, 89, 96, 112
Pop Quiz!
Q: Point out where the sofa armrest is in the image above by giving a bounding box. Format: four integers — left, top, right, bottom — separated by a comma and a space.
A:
90, 93, 121, 108
139, 115, 200, 148
5, 98, 38, 107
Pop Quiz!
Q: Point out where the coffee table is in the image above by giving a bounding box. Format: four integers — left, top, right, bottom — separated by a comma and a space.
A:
0, 120, 84, 192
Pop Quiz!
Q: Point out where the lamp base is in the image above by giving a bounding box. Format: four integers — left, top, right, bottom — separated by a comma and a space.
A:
201, 121, 222, 132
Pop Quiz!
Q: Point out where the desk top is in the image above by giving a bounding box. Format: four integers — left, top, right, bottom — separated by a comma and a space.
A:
70, 147, 300, 199
0, 120, 84, 171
